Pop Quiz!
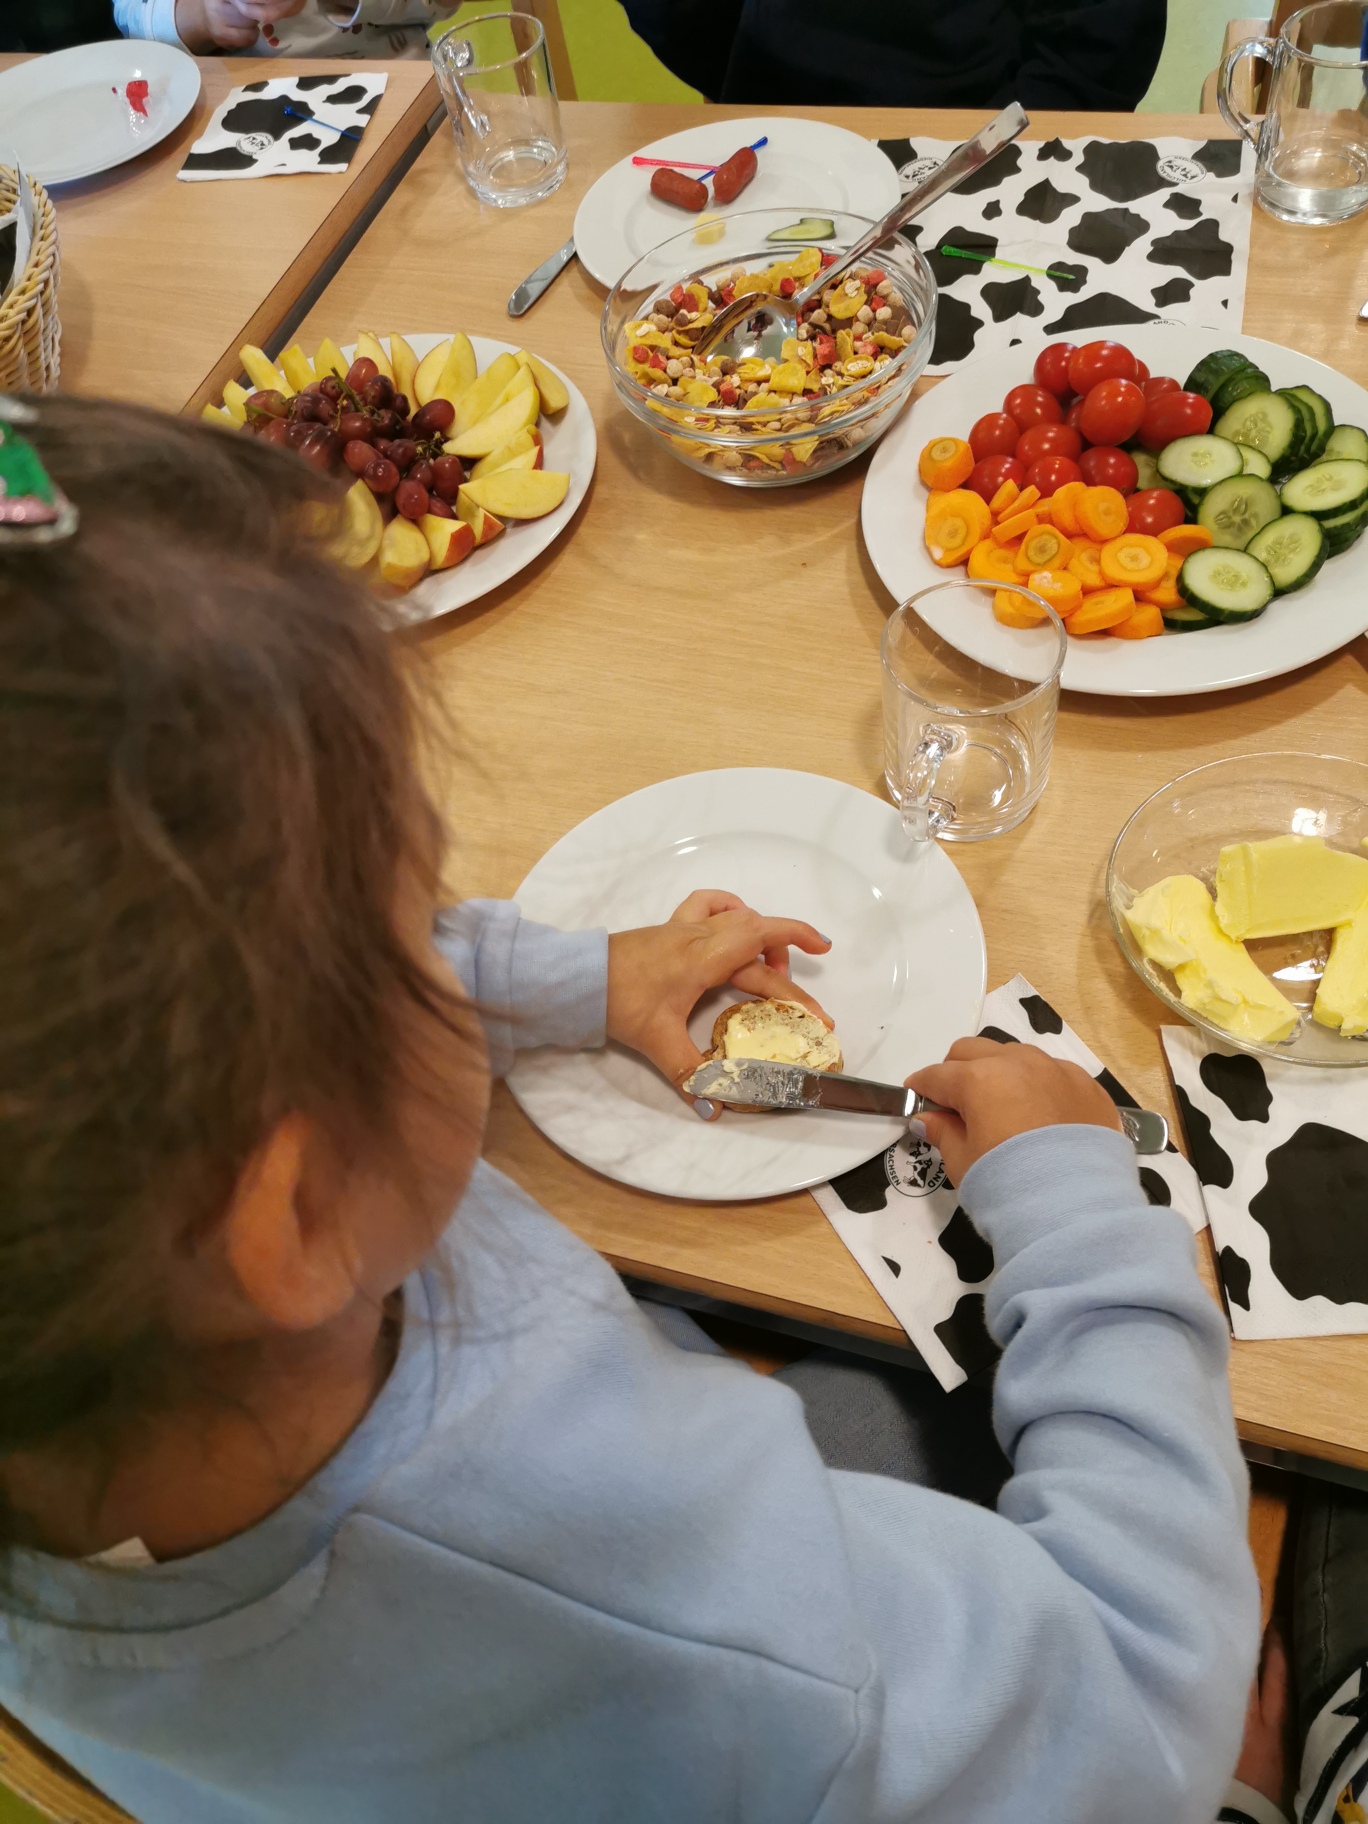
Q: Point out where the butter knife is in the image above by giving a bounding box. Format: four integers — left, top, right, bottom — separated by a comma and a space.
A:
682, 1059, 1169, 1155
508, 237, 576, 316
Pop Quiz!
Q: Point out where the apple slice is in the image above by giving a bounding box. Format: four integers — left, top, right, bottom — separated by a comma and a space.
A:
313, 337, 350, 382
378, 515, 430, 590
279, 343, 314, 393
454, 494, 505, 546
201, 402, 235, 427
515, 350, 570, 414
478, 445, 542, 480
354, 332, 394, 383
458, 469, 570, 521
389, 333, 419, 405
421, 513, 476, 571
413, 338, 453, 407
488, 365, 539, 417
452, 352, 520, 436
433, 333, 478, 407
240, 344, 293, 397
330, 479, 385, 570
221, 380, 250, 424
444, 384, 541, 458
470, 427, 542, 479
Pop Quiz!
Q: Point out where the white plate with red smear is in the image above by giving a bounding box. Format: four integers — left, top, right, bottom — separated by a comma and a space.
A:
0, 41, 201, 185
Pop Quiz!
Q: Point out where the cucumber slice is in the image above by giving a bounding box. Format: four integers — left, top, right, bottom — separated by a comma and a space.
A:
1156, 433, 1245, 492
1275, 389, 1315, 467
1278, 458, 1368, 519
1162, 602, 1216, 632
1184, 350, 1258, 400
765, 217, 836, 241
1213, 390, 1304, 476
1178, 547, 1275, 623
1244, 512, 1326, 592
1285, 384, 1333, 460
1319, 501, 1368, 555
1131, 449, 1176, 493
1196, 475, 1282, 548
1320, 424, 1368, 464
1240, 446, 1272, 479
1210, 366, 1270, 417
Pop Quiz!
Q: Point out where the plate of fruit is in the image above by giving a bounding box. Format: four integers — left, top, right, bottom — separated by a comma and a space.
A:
204, 330, 595, 621
860, 327, 1368, 697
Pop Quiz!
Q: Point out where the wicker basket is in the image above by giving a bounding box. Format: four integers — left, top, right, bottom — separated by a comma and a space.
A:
0, 166, 60, 395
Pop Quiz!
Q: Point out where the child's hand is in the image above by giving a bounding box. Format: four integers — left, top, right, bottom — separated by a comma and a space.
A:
905, 1036, 1123, 1186
607, 891, 831, 1115
175, 0, 306, 49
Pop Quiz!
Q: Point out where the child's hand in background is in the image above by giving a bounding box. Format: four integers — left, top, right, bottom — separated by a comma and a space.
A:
607, 891, 831, 1114
175, 0, 307, 50
906, 1037, 1123, 1186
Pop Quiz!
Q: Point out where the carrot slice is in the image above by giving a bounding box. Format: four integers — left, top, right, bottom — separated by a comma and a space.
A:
925, 489, 990, 566
1099, 532, 1167, 589
918, 436, 975, 491
967, 540, 1021, 585
988, 478, 1021, 517
1159, 523, 1213, 556
1032, 496, 1055, 524
1137, 577, 1181, 610
1114, 600, 1165, 640
1008, 484, 1041, 517
1067, 543, 1105, 591
992, 508, 1038, 545
1050, 480, 1087, 536
1026, 568, 1084, 617
1069, 586, 1136, 635
1013, 524, 1074, 575
1076, 486, 1129, 542
993, 587, 1049, 628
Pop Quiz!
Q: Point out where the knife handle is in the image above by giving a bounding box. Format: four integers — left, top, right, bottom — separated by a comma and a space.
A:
507, 238, 576, 317
909, 1094, 1168, 1156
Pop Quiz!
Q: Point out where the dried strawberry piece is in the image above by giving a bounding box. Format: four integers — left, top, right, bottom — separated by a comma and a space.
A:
125, 78, 149, 116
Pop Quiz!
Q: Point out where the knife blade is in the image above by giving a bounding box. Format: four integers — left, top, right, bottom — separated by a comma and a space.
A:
507, 237, 576, 316
681, 1059, 1169, 1154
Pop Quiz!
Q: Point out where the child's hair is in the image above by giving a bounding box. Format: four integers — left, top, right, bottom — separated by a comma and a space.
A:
0, 396, 473, 1457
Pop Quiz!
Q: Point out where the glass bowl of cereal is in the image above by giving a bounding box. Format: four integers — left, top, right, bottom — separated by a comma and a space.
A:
601, 208, 936, 487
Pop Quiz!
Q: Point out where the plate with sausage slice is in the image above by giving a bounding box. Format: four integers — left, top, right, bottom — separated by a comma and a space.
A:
572, 115, 902, 291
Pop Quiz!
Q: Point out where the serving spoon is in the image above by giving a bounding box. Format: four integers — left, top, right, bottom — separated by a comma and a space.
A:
692, 101, 1030, 368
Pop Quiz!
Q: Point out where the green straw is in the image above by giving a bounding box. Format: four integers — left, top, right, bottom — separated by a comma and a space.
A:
940, 245, 1074, 281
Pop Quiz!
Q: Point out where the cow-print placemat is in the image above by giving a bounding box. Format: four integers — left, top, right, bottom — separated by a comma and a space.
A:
178, 72, 388, 183
811, 975, 1207, 1390
874, 135, 1254, 374
1163, 1025, 1368, 1341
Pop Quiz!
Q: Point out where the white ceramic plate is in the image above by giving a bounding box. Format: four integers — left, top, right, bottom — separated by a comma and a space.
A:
507, 768, 986, 1201
862, 326, 1368, 698
338, 335, 595, 623
572, 115, 902, 290
0, 41, 201, 185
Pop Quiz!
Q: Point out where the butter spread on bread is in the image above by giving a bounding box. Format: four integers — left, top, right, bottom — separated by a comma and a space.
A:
708, 999, 842, 1072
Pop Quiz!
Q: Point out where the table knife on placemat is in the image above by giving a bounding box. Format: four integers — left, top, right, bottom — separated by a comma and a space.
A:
682, 1059, 1169, 1154
508, 237, 577, 316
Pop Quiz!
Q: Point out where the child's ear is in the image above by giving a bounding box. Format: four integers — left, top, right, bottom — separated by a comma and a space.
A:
224, 1116, 362, 1331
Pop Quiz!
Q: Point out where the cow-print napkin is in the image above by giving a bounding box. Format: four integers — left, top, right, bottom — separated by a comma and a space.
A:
874, 135, 1254, 375
178, 72, 387, 182
811, 975, 1208, 1391
1163, 1025, 1368, 1341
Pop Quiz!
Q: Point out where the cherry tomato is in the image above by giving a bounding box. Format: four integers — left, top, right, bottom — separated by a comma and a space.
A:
1078, 377, 1147, 447
1126, 487, 1186, 535
1003, 384, 1064, 431
1067, 339, 1140, 394
1138, 388, 1214, 453
968, 453, 1026, 502
1065, 397, 1086, 433
968, 412, 1020, 460
1032, 342, 1077, 398
1026, 455, 1084, 497
1078, 445, 1139, 493
1142, 375, 1180, 404
1134, 359, 1150, 383
1015, 421, 1083, 467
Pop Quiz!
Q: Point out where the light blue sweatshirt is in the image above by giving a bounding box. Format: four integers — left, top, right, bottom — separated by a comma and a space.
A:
0, 903, 1259, 1823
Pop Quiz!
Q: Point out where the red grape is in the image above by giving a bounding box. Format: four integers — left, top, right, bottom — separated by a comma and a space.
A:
408, 459, 435, 490
426, 495, 454, 519
1032, 342, 1077, 397
297, 427, 341, 472
431, 455, 464, 500
412, 399, 456, 437
361, 374, 395, 410
395, 479, 430, 521
285, 420, 313, 448
386, 439, 418, 474
370, 409, 401, 438
318, 375, 343, 402
1003, 384, 1063, 430
345, 357, 379, 391
1026, 455, 1084, 496
344, 439, 376, 475
967, 453, 1026, 501
392, 394, 410, 419
1078, 445, 1138, 492
363, 455, 400, 495
260, 419, 291, 448
245, 388, 288, 422
337, 411, 373, 444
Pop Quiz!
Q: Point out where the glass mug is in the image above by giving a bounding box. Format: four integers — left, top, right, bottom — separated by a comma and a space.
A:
1220, 0, 1368, 225
432, 11, 568, 209
881, 581, 1066, 842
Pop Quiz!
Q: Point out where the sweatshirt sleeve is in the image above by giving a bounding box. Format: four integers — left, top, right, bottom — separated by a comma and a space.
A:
1217, 1778, 1290, 1823
434, 900, 608, 1076
1001, 0, 1166, 109
114, 0, 187, 43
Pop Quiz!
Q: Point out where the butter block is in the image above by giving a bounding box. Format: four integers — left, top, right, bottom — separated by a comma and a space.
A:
1314, 901, 1368, 1037
1126, 874, 1300, 1044
1215, 835, 1368, 940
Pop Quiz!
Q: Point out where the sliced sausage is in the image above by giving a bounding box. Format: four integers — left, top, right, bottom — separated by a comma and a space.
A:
710, 145, 757, 205
650, 167, 709, 212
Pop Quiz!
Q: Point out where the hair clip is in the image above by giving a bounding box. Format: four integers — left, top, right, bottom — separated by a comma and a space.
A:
0, 398, 77, 547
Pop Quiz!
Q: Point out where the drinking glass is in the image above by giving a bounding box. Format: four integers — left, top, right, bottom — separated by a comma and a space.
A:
1220, 0, 1368, 224
881, 581, 1066, 842
433, 11, 567, 209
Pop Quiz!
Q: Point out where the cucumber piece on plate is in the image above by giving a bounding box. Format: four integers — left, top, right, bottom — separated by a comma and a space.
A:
1319, 501, 1368, 555
1244, 512, 1326, 592
1162, 601, 1216, 632
1131, 449, 1176, 493
1319, 424, 1368, 464
1279, 458, 1368, 518
1178, 547, 1275, 622
1240, 446, 1272, 479
1285, 384, 1333, 459
1156, 433, 1245, 492
1213, 390, 1304, 475
1276, 389, 1316, 466
1197, 475, 1282, 548
765, 217, 836, 240
1210, 366, 1270, 417
1184, 350, 1258, 400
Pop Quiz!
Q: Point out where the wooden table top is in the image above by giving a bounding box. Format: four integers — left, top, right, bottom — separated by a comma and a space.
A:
1, 50, 436, 413
304, 102, 1356, 1471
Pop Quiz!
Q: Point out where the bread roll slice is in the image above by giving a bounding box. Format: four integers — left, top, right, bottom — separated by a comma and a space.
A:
706, 998, 842, 1074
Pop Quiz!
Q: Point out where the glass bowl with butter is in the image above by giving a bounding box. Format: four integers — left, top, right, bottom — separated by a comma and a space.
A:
1107, 752, 1368, 1067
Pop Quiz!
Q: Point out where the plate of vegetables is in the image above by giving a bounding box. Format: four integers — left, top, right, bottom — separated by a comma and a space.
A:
861, 327, 1368, 697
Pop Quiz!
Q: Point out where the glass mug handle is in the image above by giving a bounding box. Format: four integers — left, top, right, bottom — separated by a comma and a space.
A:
900, 724, 963, 842
1218, 36, 1276, 146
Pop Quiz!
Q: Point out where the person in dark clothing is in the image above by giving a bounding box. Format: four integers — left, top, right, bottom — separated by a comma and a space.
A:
624, 0, 1165, 112
1, 0, 119, 49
